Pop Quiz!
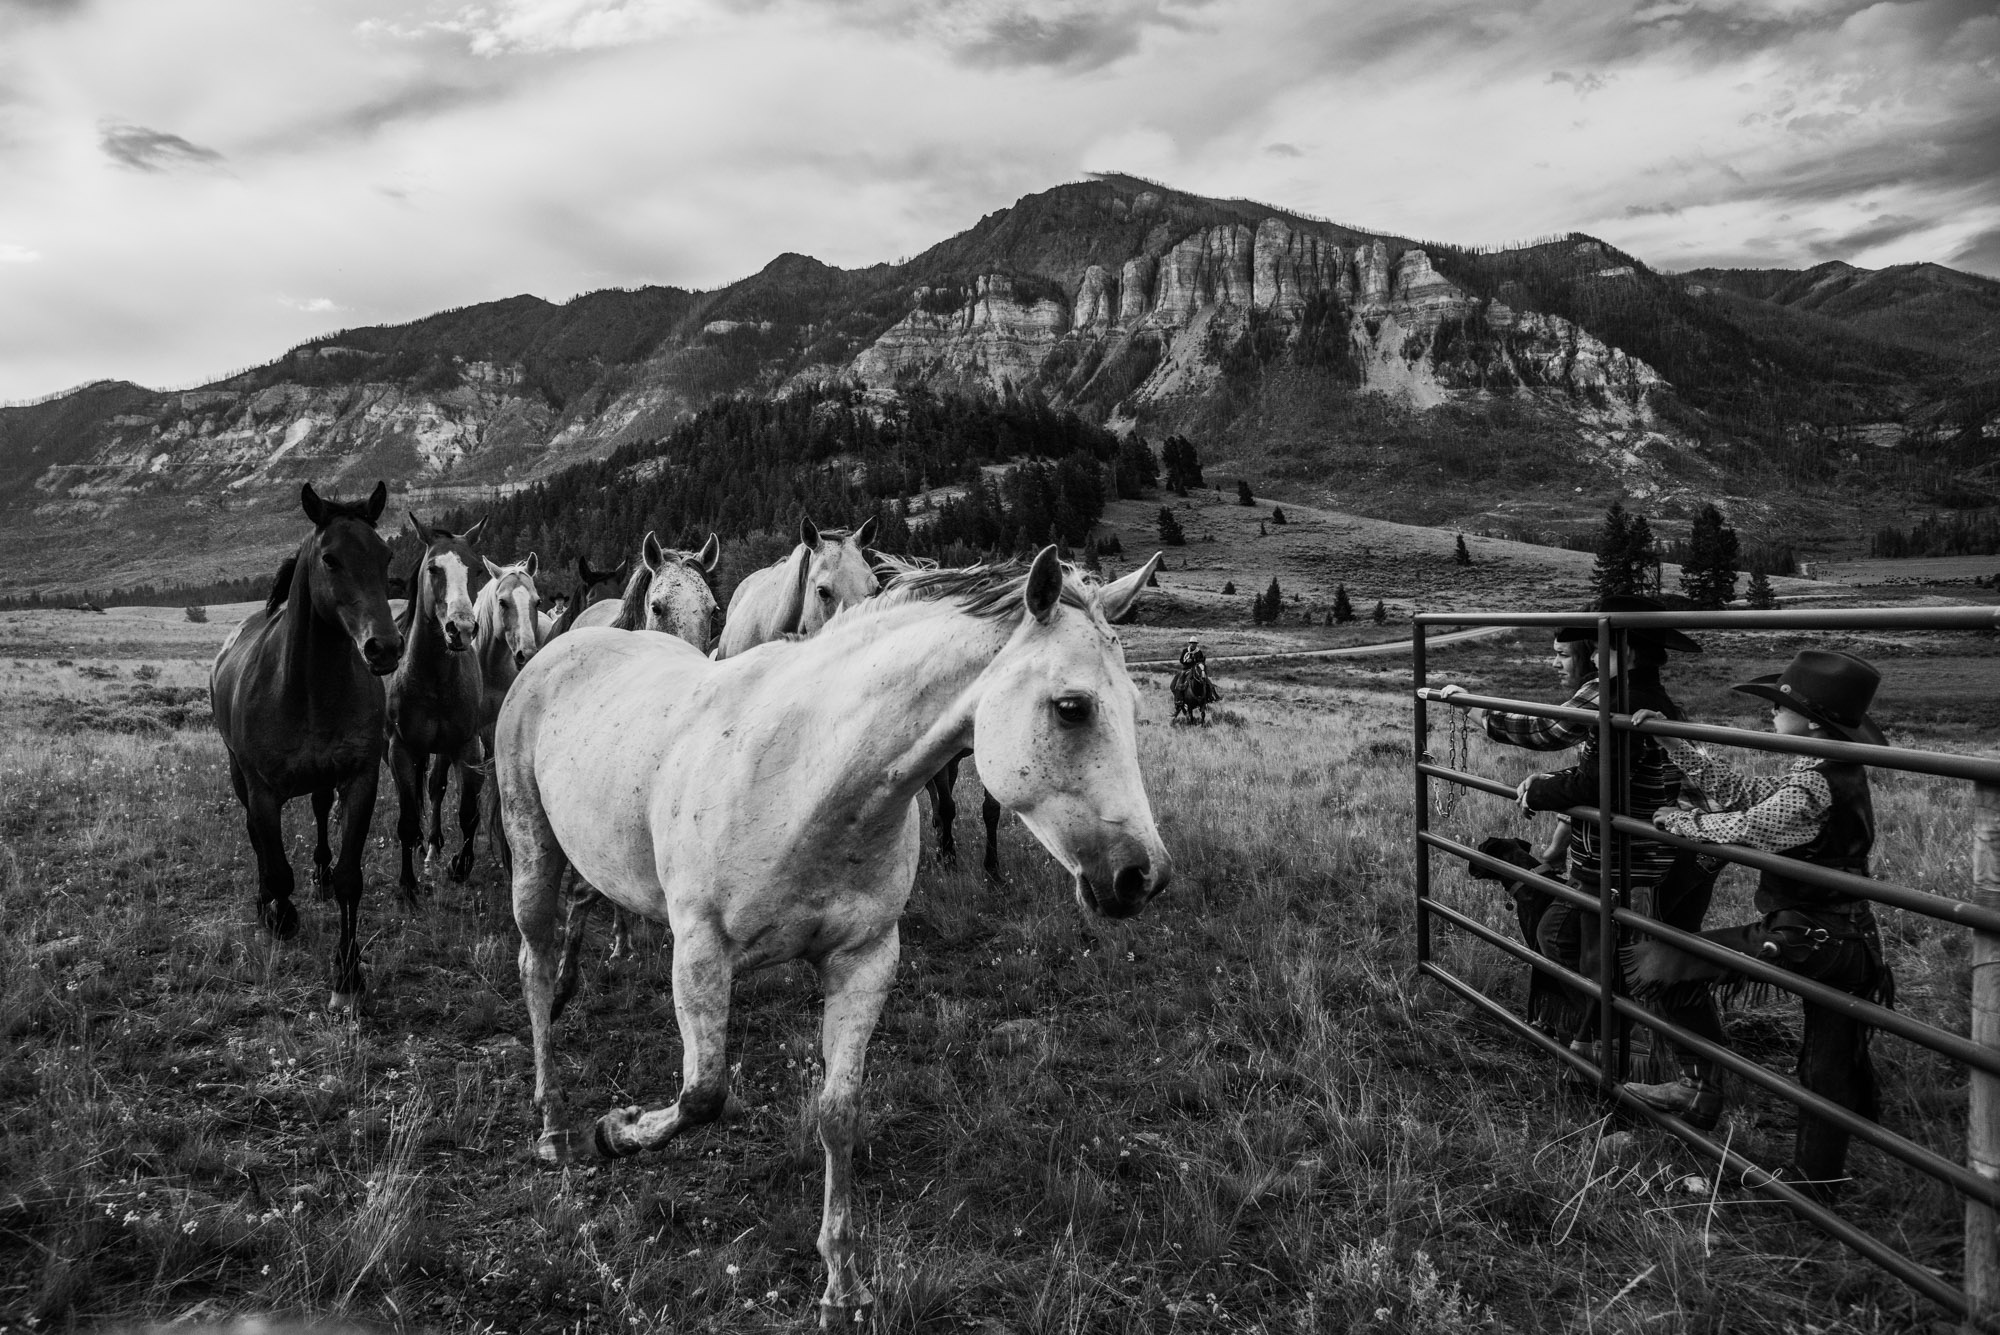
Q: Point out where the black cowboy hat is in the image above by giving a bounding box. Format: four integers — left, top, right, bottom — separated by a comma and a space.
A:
1553, 594, 1703, 654
1732, 649, 1885, 747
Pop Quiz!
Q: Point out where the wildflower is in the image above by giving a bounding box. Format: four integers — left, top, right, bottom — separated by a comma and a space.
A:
725, 1264, 740, 1276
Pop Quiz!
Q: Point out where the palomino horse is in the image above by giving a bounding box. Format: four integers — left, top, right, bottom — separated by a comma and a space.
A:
211, 482, 402, 1009
469, 555, 544, 882
712, 515, 877, 659
546, 555, 629, 640
385, 514, 488, 902
496, 546, 1170, 1320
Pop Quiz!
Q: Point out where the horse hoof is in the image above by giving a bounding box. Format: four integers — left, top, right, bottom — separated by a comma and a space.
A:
262, 901, 300, 939
819, 1296, 876, 1328
327, 990, 362, 1014
537, 1128, 586, 1165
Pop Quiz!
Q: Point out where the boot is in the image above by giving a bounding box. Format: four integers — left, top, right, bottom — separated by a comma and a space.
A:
1620, 1069, 1723, 1132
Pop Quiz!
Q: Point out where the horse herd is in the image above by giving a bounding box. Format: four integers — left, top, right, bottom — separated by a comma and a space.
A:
206, 481, 1172, 1319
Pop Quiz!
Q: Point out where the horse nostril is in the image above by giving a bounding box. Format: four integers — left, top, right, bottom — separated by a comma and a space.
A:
1113, 863, 1151, 904
364, 635, 402, 669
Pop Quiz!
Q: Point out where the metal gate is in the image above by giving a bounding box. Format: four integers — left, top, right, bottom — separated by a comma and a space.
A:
1411, 606, 2000, 1323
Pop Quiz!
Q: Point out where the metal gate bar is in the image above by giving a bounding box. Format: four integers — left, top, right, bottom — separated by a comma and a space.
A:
1410, 605, 2000, 1325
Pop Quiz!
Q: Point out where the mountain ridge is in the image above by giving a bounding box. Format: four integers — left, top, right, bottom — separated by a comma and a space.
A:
2, 175, 1997, 596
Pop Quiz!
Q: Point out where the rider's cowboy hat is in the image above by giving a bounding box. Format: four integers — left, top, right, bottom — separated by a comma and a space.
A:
1732, 649, 1884, 747
1554, 594, 1703, 654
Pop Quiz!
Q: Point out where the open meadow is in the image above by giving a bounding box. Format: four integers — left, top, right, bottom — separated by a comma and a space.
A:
1, 601, 1995, 1333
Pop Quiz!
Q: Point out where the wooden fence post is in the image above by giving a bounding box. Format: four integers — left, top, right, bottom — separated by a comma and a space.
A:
1969, 782, 2000, 1330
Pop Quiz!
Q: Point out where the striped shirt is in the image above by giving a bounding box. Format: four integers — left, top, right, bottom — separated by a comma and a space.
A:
1652, 739, 1828, 853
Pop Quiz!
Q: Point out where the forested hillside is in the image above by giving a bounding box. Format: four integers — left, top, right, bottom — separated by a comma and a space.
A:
423, 387, 1165, 598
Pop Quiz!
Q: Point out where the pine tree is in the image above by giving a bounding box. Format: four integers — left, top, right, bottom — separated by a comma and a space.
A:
1157, 506, 1185, 546
1270, 506, 1287, 525
1262, 577, 1283, 623
1333, 584, 1354, 623
1745, 565, 1778, 609
1237, 479, 1254, 506
1371, 599, 1386, 624
1591, 502, 1633, 599
1454, 534, 1471, 566
1677, 504, 1741, 609
1592, 501, 1660, 598
1221, 580, 1236, 595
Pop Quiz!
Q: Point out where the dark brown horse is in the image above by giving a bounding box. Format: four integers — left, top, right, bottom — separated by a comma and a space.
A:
210, 482, 402, 1010
927, 750, 1003, 878
386, 514, 489, 903
547, 555, 628, 640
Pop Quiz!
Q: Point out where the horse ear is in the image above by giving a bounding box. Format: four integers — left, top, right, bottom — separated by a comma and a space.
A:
406, 511, 432, 545
642, 532, 665, 571
696, 533, 720, 572
854, 515, 878, 548
523, 551, 538, 578
1024, 545, 1063, 624
483, 557, 504, 582
461, 517, 487, 546
799, 515, 820, 549
301, 482, 326, 526
364, 481, 389, 525
1097, 551, 1161, 624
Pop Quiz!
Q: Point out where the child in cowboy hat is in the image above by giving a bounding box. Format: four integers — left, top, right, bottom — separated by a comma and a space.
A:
1623, 649, 1892, 1197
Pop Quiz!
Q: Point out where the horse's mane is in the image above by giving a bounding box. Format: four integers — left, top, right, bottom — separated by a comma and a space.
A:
612, 563, 652, 632
879, 558, 1093, 622
265, 556, 298, 616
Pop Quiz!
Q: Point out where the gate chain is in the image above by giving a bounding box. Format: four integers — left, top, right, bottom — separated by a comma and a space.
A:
1425, 697, 1472, 823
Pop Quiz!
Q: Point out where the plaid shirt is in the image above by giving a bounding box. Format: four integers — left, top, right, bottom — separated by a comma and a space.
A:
1485, 680, 1683, 893
1652, 738, 1828, 853
1483, 682, 1600, 751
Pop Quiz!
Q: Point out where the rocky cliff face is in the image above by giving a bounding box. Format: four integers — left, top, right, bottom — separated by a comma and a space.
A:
846, 224, 1665, 420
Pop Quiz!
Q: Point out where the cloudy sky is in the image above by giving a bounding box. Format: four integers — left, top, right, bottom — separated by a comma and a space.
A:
1, 0, 1995, 400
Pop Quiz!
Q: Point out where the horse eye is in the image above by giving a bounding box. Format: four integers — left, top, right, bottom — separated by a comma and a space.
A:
1052, 696, 1092, 726
817, 586, 834, 601
320, 554, 339, 570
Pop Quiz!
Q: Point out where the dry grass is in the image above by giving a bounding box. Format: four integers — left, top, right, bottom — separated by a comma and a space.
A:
0, 616, 1984, 1333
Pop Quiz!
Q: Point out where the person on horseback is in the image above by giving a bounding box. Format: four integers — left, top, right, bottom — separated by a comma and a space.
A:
1172, 636, 1216, 723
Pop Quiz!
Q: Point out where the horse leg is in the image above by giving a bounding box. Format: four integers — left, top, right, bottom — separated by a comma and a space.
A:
507, 771, 576, 1141
815, 926, 899, 1322
608, 907, 634, 962
448, 738, 485, 887
557, 922, 732, 1163
484, 728, 513, 876
423, 745, 451, 890
980, 791, 1002, 882
327, 766, 380, 1012
553, 868, 595, 1022
310, 787, 336, 900
390, 740, 426, 906
928, 754, 959, 868
242, 776, 298, 939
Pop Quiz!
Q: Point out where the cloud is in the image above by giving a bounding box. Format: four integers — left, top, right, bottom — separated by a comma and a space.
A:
98, 121, 224, 172
0, 241, 39, 262
279, 296, 343, 313
1804, 212, 1929, 260
1263, 142, 1303, 158
1947, 225, 2000, 280
1547, 70, 1608, 95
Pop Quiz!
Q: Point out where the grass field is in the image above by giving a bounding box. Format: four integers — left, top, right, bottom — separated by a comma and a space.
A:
0, 607, 1993, 1333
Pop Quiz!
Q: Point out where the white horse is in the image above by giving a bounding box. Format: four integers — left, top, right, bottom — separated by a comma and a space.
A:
712, 515, 877, 659
468, 555, 544, 888
495, 545, 1170, 1320
559, 530, 721, 963
573, 531, 720, 643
